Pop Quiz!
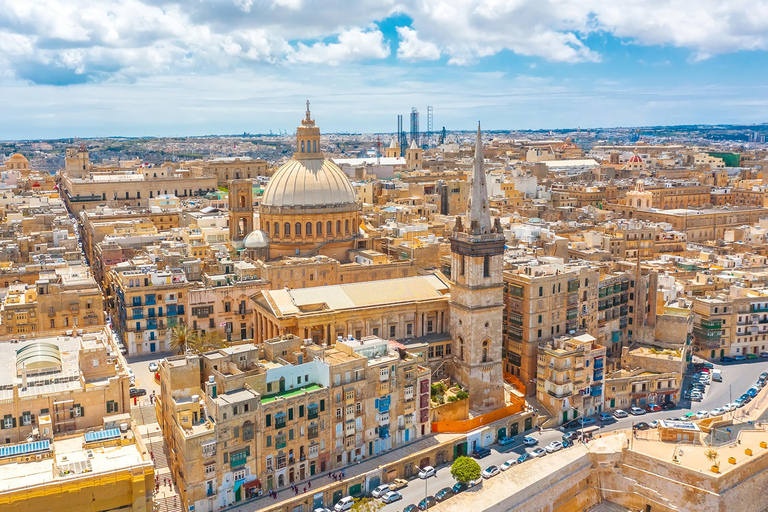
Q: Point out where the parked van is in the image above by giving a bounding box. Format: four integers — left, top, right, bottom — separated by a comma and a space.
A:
712, 369, 722, 382
334, 496, 354, 512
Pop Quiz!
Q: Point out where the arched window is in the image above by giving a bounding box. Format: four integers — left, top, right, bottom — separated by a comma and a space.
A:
301, 140, 305, 152
306, 222, 312, 235
274, 222, 279, 236
284, 222, 291, 236
336, 220, 341, 234
459, 337, 464, 361
482, 340, 489, 363
265, 223, 270, 234
483, 255, 490, 278
327, 221, 332, 235
345, 219, 349, 233
316, 222, 322, 235
295, 222, 301, 236
313, 140, 317, 153
239, 194, 246, 208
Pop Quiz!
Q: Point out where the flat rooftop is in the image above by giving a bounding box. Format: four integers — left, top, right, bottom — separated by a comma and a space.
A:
261, 384, 323, 404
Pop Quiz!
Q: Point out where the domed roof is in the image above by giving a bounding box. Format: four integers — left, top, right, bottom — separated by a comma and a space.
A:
243, 230, 269, 248
261, 158, 356, 209
628, 154, 643, 163
8, 153, 28, 162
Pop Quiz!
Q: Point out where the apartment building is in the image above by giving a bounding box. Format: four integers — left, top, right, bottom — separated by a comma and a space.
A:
536, 333, 606, 424
503, 262, 599, 392
604, 346, 684, 410
597, 273, 631, 357
108, 264, 190, 355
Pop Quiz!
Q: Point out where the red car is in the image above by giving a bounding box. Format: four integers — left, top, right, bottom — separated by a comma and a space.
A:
646, 403, 662, 412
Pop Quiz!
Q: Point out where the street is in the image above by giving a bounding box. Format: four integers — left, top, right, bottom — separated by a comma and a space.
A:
127, 352, 163, 406
380, 358, 768, 512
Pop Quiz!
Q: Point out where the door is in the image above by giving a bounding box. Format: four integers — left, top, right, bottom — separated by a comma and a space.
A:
310, 462, 315, 476
524, 417, 532, 431
279, 377, 286, 392
150, 342, 156, 352
510, 422, 519, 436
368, 476, 380, 492
562, 411, 568, 423
349, 483, 362, 496
497, 427, 506, 439
721, 349, 725, 358
610, 398, 615, 408
235, 487, 242, 502
332, 490, 343, 506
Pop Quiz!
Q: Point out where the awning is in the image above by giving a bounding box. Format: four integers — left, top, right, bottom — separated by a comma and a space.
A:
244, 479, 261, 489
234, 480, 244, 493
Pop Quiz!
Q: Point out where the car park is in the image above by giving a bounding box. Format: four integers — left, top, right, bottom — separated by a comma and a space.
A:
482, 465, 500, 479
633, 422, 650, 430
545, 441, 564, 453
472, 447, 491, 459
497, 436, 515, 446
418, 466, 436, 479
372, 485, 392, 498
418, 497, 437, 510
517, 452, 533, 464
522, 436, 538, 446
613, 409, 629, 419
646, 403, 661, 412
630, 407, 646, 416
598, 412, 613, 422
389, 479, 408, 491
500, 458, 517, 471
382, 492, 403, 504
434, 488, 454, 502
531, 447, 547, 457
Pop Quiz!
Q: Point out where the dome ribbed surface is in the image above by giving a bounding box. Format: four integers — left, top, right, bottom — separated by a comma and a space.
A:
262, 158, 356, 208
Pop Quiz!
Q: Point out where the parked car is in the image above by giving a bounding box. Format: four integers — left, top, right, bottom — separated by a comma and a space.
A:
748, 387, 759, 398
633, 422, 650, 431
649, 420, 659, 428
451, 482, 467, 494
735, 355, 746, 361
497, 436, 515, 446
471, 447, 491, 459
545, 441, 564, 453
434, 488, 454, 502
613, 409, 629, 419
646, 403, 662, 412
680, 413, 697, 421
723, 403, 736, 412
130, 388, 147, 398
598, 412, 613, 422
761, 372, 768, 380
517, 452, 533, 464
372, 485, 392, 498
335, 497, 354, 512
522, 436, 538, 446
562, 432, 577, 443
382, 492, 403, 504
630, 407, 646, 416
482, 465, 500, 479
314, 508, 332, 512
662, 402, 677, 410
746, 353, 758, 360
500, 458, 517, 471
389, 479, 408, 491
696, 411, 710, 419
761, 352, 768, 358
418, 466, 436, 479
721, 356, 735, 363
417, 496, 436, 511
710, 408, 725, 417
531, 447, 547, 458
562, 439, 573, 448
148, 362, 159, 372
403, 505, 418, 512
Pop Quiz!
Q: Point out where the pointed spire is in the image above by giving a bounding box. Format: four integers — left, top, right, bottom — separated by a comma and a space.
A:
467, 122, 491, 235
410, 139, 418, 150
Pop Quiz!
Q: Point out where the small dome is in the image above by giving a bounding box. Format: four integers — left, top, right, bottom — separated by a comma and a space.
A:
243, 230, 269, 248
261, 159, 356, 209
8, 153, 28, 162
628, 154, 643, 163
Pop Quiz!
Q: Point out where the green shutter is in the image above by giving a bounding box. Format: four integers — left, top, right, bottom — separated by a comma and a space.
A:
246, 446, 250, 456
266, 435, 271, 447
288, 408, 294, 421
299, 405, 304, 417
320, 399, 325, 411
265, 414, 271, 427
11, 417, 16, 428
223, 452, 229, 463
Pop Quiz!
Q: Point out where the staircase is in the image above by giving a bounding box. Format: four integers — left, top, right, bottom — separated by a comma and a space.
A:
139, 424, 184, 512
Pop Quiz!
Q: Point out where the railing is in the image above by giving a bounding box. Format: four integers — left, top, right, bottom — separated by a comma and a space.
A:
547, 389, 573, 398
431, 398, 525, 433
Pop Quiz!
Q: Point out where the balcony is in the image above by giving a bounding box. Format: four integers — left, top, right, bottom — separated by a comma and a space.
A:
145, 296, 156, 306
700, 319, 723, 329
547, 389, 573, 399
693, 327, 723, 339
752, 305, 768, 313
275, 419, 286, 430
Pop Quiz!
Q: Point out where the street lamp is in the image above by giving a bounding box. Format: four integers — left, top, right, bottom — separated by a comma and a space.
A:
414, 466, 429, 503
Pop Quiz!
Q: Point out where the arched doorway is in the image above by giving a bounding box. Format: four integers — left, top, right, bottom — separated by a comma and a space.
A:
278, 474, 285, 487
279, 377, 286, 392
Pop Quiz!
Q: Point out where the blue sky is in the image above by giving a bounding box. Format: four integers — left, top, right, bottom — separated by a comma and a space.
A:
1, 0, 768, 140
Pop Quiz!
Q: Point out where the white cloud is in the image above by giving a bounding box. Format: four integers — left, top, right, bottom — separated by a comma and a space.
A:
396, 27, 440, 61
287, 28, 390, 65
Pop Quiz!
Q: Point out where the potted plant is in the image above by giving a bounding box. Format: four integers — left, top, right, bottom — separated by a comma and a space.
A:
706, 448, 720, 473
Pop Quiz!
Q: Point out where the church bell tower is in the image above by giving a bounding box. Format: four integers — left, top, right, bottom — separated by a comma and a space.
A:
449, 124, 506, 409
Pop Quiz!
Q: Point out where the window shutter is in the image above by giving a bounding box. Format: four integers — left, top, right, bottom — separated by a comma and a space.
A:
299, 405, 304, 417
288, 408, 293, 421
12, 417, 16, 428
265, 414, 271, 427
70, 410, 74, 419
31, 414, 35, 424
1, 416, 5, 429
320, 399, 325, 411
246, 446, 250, 456
80, 407, 85, 417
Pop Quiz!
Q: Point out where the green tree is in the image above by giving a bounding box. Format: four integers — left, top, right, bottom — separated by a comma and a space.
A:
351, 497, 383, 512
170, 324, 198, 355
450, 456, 481, 484
190, 331, 228, 353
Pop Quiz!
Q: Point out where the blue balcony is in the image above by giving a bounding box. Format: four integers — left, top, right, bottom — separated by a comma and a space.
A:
590, 385, 603, 397
167, 305, 178, 316
594, 358, 604, 370
593, 370, 603, 381
131, 297, 142, 307
132, 309, 143, 320
145, 295, 156, 306
146, 319, 158, 330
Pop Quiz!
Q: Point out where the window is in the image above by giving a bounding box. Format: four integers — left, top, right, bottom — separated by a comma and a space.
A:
336, 408, 342, 420
373, 327, 379, 337
274, 222, 279, 235
284, 223, 291, 236
483, 255, 490, 278
406, 323, 413, 336
306, 222, 312, 235
106, 401, 118, 413
336, 220, 341, 234
345, 219, 349, 233
72, 404, 83, 418
427, 319, 434, 332
327, 221, 332, 235
205, 463, 215, 476
2, 415, 13, 429
428, 346, 434, 358
436, 345, 444, 357
295, 222, 301, 236
390, 325, 396, 338
539, 286, 543, 297
21, 411, 31, 426
356, 402, 362, 413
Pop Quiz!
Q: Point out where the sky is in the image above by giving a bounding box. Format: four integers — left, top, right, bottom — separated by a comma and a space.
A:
2, 0, 768, 140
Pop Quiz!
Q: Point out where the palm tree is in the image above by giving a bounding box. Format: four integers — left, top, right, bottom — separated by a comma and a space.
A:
170, 324, 197, 354
189, 331, 228, 353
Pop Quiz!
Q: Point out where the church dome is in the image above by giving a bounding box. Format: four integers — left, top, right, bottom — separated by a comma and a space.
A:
261, 158, 356, 210
243, 229, 269, 248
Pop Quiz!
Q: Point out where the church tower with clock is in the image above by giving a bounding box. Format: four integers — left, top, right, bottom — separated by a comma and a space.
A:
449, 124, 506, 409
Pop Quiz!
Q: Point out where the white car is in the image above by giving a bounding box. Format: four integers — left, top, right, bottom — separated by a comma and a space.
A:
545, 441, 563, 453
418, 466, 436, 479
630, 407, 646, 416
148, 362, 159, 372
334, 497, 354, 512
710, 408, 724, 417
723, 403, 736, 412
482, 465, 500, 479
696, 411, 709, 419
531, 447, 547, 458
649, 420, 659, 428
381, 491, 402, 504
500, 458, 517, 471
613, 409, 629, 419
371, 485, 391, 498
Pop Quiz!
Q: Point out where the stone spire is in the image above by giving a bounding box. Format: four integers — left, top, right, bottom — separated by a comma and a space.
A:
467, 122, 491, 235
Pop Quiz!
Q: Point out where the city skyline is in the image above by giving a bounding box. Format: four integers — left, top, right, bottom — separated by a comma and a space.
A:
1, 0, 768, 139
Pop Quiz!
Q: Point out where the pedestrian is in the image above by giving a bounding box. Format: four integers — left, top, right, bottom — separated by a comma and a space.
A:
294, 487, 299, 496
303, 486, 307, 493
308, 481, 311, 489
341, 469, 345, 478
